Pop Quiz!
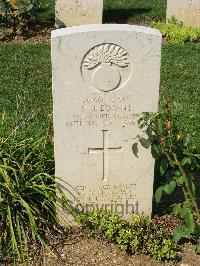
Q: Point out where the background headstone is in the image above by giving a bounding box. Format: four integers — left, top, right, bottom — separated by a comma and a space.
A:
51, 25, 162, 221
55, 0, 103, 28
167, 0, 200, 27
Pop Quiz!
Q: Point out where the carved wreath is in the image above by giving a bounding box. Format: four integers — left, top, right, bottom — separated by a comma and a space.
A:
83, 44, 129, 69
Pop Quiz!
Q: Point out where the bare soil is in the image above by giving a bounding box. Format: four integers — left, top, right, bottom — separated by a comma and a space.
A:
0, 24, 53, 45
0, 20, 151, 45
23, 231, 200, 266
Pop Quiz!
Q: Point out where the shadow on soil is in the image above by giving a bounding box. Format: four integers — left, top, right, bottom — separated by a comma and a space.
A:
152, 163, 200, 217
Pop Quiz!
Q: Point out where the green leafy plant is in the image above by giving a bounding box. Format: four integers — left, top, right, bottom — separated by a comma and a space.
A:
153, 17, 200, 43
0, 0, 41, 33
0, 133, 72, 263
132, 103, 200, 252
77, 210, 178, 261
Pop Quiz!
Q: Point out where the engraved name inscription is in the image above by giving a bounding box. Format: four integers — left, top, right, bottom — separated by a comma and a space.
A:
66, 95, 138, 128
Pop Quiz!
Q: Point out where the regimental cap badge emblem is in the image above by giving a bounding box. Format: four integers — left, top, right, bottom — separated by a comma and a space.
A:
81, 43, 132, 92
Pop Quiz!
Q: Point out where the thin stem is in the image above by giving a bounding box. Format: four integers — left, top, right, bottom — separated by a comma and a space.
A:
173, 153, 200, 221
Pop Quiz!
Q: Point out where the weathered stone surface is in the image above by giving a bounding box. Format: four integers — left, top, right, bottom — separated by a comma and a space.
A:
51, 25, 162, 221
167, 0, 200, 27
55, 0, 103, 28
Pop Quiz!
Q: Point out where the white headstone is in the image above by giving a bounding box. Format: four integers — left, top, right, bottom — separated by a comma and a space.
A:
167, 0, 200, 27
51, 25, 162, 221
55, 0, 103, 28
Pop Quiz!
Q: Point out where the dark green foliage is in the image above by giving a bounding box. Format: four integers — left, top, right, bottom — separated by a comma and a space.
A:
133, 106, 200, 253
34, 0, 54, 21
0, 0, 42, 33
0, 132, 71, 263
0, 45, 73, 262
77, 210, 178, 261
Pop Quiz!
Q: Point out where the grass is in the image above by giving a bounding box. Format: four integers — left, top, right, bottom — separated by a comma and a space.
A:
104, 0, 166, 24
160, 43, 200, 148
0, 44, 52, 138
0, 129, 72, 262
0, 43, 199, 148
0, 1, 199, 262
35, 0, 55, 21
36, 0, 167, 24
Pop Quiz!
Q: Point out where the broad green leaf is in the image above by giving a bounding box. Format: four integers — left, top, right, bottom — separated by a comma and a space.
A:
132, 143, 138, 158
152, 144, 160, 155
156, 118, 163, 135
173, 204, 181, 216
175, 175, 184, 186
184, 212, 195, 231
163, 180, 176, 194
181, 157, 192, 166
188, 178, 196, 196
192, 244, 200, 254
139, 138, 151, 149
175, 170, 181, 176
169, 159, 175, 168
194, 225, 200, 235
194, 154, 200, 159
152, 144, 161, 160
160, 157, 168, 176
147, 126, 153, 138
180, 207, 188, 218
155, 186, 163, 203
137, 117, 143, 126
173, 225, 192, 241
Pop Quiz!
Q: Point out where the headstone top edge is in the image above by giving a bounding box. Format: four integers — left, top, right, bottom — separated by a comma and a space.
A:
51, 24, 162, 39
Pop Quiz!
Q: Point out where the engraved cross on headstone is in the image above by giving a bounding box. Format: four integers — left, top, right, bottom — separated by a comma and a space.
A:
88, 130, 122, 181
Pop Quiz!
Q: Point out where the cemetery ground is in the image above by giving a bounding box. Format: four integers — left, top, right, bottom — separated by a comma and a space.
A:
44, 0, 166, 23
1, 45, 200, 265
0, 1, 200, 266
0, 0, 166, 44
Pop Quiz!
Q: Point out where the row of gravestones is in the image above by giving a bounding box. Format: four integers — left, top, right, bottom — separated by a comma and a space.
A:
52, 1, 199, 224
55, 0, 200, 28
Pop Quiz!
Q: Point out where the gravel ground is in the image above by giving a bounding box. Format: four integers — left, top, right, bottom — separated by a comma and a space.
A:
27, 236, 200, 266
0, 20, 155, 45
2, 229, 196, 266
0, 24, 53, 44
